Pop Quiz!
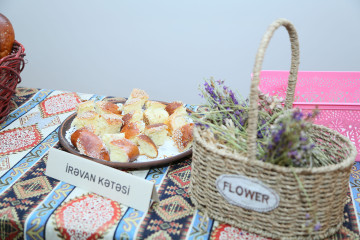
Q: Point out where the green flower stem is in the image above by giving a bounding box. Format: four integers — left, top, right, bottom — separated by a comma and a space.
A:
195, 120, 248, 152
291, 166, 320, 230
216, 102, 247, 132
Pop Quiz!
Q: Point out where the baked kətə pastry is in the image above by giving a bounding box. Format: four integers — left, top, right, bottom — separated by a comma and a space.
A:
76, 100, 96, 114
122, 98, 146, 114
172, 123, 194, 152
71, 127, 110, 161
144, 123, 169, 146
120, 121, 145, 141
143, 101, 169, 125
97, 113, 123, 136
137, 134, 158, 158
71, 110, 100, 133
103, 137, 140, 162
122, 89, 149, 114
166, 108, 188, 134
128, 88, 149, 102
165, 101, 183, 116
122, 110, 144, 125
102, 133, 126, 145
95, 101, 122, 115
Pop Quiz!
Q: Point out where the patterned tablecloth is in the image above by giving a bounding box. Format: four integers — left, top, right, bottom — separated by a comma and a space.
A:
0, 87, 360, 240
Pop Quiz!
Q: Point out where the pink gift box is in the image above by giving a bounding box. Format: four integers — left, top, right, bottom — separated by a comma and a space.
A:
259, 71, 360, 162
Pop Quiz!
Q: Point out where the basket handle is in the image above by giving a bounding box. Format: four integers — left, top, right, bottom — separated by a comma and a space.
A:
247, 18, 300, 161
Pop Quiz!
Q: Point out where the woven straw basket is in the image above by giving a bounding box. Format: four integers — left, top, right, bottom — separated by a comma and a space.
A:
189, 19, 357, 239
0, 40, 26, 124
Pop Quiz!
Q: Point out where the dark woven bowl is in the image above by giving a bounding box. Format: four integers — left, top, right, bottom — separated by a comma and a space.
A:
0, 40, 25, 123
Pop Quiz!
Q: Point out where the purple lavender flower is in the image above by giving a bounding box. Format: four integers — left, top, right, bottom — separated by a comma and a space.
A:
300, 136, 308, 142
262, 108, 321, 167
288, 150, 298, 158
237, 114, 245, 127
216, 79, 224, 85
229, 90, 239, 104
260, 119, 267, 125
195, 122, 209, 128
204, 81, 217, 103
301, 145, 309, 151
292, 110, 304, 121
272, 126, 285, 143
314, 222, 321, 231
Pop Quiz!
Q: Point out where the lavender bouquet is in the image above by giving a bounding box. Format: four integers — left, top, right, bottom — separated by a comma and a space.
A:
193, 78, 284, 157
191, 78, 335, 232
192, 78, 334, 167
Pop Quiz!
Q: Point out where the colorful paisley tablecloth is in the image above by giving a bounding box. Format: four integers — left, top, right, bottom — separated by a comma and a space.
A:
0, 87, 359, 240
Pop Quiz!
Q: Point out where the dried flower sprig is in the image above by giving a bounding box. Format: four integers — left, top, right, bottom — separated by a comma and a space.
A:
192, 77, 285, 155
192, 77, 335, 233
260, 108, 336, 168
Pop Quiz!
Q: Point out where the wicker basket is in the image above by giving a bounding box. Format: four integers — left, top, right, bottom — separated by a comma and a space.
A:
189, 19, 357, 239
0, 40, 26, 123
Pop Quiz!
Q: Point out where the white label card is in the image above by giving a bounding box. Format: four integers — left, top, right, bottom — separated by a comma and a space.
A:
46, 148, 159, 212
216, 174, 279, 212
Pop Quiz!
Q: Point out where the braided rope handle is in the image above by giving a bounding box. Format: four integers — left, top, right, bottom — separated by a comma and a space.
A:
247, 19, 300, 161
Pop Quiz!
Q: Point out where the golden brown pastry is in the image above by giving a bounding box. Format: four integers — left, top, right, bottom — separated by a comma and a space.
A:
69, 88, 194, 163
0, 13, 15, 59
97, 113, 123, 135
104, 137, 140, 162
137, 134, 158, 158
102, 133, 126, 145
76, 100, 96, 114
165, 101, 183, 115
144, 123, 168, 146
71, 128, 110, 161
122, 98, 146, 114
145, 101, 166, 109
128, 88, 149, 102
95, 101, 122, 115
122, 110, 144, 125
71, 111, 100, 133
166, 109, 188, 134
120, 121, 145, 140
172, 123, 194, 152
143, 101, 169, 125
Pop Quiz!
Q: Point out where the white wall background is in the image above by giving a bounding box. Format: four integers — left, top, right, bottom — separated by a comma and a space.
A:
2, 0, 360, 105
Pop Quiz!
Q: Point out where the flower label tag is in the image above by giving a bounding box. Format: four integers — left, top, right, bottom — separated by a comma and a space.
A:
216, 174, 279, 212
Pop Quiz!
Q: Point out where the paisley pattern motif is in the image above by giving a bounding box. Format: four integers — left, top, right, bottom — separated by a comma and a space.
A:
211, 223, 271, 240
54, 193, 121, 240
0, 88, 358, 240
39, 92, 81, 118
0, 125, 42, 155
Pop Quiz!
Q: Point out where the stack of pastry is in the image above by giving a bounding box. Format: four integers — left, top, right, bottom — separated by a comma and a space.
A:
70, 88, 193, 163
